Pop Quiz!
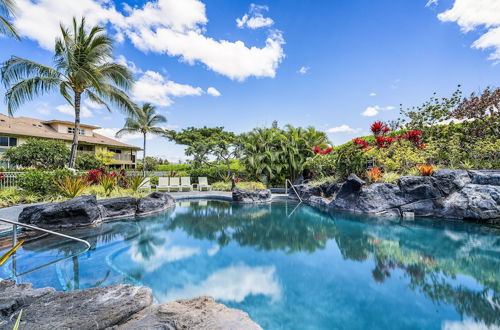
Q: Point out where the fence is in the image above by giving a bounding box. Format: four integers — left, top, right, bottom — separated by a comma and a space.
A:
0, 172, 22, 188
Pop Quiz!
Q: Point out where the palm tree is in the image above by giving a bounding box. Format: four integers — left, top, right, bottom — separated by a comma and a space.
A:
1, 17, 136, 168
0, 0, 19, 39
116, 103, 166, 174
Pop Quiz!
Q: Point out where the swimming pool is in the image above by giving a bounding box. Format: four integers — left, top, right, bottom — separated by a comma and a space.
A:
1, 200, 499, 329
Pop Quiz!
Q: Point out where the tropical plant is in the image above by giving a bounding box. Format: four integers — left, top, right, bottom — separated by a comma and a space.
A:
1, 17, 136, 168
211, 181, 266, 191
95, 150, 115, 166
75, 152, 103, 170
128, 175, 146, 192
54, 175, 91, 198
4, 139, 70, 169
99, 173, 117, 196
17, 169, 72, 195
417, 164, 434, 176
0, 0, 19, 39
367, 167, 383, 182
117, 103, 166, 175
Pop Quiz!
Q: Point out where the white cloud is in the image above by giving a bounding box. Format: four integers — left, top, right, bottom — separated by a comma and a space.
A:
95, 127, 156, 142
13, 0, 285, 81
56, 104, 93, 118
35, 102, 51, 115
115, 55, 143, 74
425, 0, 439, 7
161, 264, 282, 303
369, 92, 377, 96
442, 319, 496, 330
361, 105, 395, 117
207, 87, 221, 97
327, 125, 361, 134
236, 4, 274, 29
297, 66, 310, 74
437, 0, 500, 61
132, 70, 203, 107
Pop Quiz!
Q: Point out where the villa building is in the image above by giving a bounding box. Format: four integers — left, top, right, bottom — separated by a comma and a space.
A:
0, 114, 140, 169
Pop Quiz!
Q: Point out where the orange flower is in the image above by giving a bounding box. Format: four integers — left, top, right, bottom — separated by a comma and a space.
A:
367, 167, 383, 182
417, 164, 434, 176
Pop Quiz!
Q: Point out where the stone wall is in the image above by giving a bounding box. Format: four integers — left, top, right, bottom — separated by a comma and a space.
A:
290, 170, 500, 224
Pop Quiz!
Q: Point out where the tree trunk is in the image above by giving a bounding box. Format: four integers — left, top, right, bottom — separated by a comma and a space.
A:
68, 92, 81, 169
142, 132, 147, 176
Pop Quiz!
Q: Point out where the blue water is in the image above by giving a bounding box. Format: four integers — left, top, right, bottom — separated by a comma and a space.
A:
1, 200, 499, 329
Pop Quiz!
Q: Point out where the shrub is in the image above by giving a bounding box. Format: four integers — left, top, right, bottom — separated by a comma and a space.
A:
380, 172, 401, 183
87, 169, 103, 184
367, 167, 383, 183
99, 174, 117, 196
76, 153, 103, 170
4, 139, 70, 169
212, 181, 266, 191
309, 176, 336, 186
128, 176, 146, 192
304, 154, 337, 179
18, 169, 72, 195
157, 164, 190, 171
54, 176, 91, 198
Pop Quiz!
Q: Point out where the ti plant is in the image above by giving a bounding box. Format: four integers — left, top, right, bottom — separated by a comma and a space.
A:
54, 176, 91, 198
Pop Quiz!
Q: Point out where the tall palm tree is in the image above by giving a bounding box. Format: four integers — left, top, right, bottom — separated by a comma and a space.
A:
0, 0, 19, 39
1, 17, 136, 168
116, 103, 166, 174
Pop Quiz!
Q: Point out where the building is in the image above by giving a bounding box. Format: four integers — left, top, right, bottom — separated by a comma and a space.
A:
0, 114, 140, 169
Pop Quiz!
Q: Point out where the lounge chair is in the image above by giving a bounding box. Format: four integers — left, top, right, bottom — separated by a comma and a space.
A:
180, 177, 193, 191
156, 177, 169, 191
198, 177, 211, 191
169, 177, 181, 192
139, 177, 152, 192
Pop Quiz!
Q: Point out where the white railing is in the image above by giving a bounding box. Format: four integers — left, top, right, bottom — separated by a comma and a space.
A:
0, 172, 23, 188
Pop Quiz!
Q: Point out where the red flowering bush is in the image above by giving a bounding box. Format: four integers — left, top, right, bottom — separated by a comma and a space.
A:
353, 138, 370, 149
86, 169, 103, 184
354, 121, 425, 150
313, 146, 333, 155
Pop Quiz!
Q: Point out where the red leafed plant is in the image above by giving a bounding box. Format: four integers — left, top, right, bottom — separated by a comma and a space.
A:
87, 169, 103, 184
353, 138, 370, 149
234, 178, 241, 183
313, 146, 333, 155
0, 173, 5, 180
370, 121, 390, 135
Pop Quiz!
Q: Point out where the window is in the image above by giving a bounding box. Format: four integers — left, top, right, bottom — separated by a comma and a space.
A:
67, 128, 85, 135
9, 137, 17, 147
0, 136, 16, 147
109, 149, 122, 154
77, 145, 94, 152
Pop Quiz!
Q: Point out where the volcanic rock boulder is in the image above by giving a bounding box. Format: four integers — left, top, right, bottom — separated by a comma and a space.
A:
232, 188, 272, 203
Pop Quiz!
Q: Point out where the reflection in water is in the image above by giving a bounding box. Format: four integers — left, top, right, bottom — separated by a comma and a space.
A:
2, 200, 499, 329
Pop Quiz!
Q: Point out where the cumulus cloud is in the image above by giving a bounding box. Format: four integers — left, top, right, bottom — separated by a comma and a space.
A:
115, 55, 143, 74
327, 125, 361, 134
297, 66, 310, 74
361, 105, 395, 117
437, 0, 500, 61
95, 127, 151, 142
132, 70, 203, 107
369, 92, 377, 96
236, 4, 274, 29
56, 104, 93, 118
161, 264, 282, 303
207, 87, 221, 97
13, 0, 285, 81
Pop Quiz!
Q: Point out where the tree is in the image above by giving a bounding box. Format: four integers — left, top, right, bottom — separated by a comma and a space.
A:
95, 150, 115, 166
0, 0, 19, 39
1, 17, 136, 168
165, 126, 240, 183
4, 139, 70, 169
116, 103, 166, 174
75, 152, 103, 170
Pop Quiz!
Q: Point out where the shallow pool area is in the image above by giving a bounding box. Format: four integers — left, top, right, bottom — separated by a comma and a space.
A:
1, 200, 499, 329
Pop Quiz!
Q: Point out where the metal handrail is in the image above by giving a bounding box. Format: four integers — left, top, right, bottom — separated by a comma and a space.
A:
286, 179, 303, 203
0, 218, 91, 250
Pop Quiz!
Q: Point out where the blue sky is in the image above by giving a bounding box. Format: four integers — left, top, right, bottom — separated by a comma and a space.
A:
1, 0, 499, 162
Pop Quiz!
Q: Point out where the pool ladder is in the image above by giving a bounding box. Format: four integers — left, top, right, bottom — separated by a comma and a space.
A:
285, 179, 303, 203
0, 217, 92, 277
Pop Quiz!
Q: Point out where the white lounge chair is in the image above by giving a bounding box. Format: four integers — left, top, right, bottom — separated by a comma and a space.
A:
169, 177, 181, 192
180, 177, 192, 191
139, 177, 151, 192
198, 177, 211, 191
156, 177, 169, 191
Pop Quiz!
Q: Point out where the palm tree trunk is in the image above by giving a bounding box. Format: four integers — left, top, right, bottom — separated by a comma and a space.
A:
142, 132, 146, 176
69, 92, 81, 169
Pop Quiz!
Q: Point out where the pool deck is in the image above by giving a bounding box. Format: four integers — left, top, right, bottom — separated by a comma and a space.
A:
0, 191, 289, 235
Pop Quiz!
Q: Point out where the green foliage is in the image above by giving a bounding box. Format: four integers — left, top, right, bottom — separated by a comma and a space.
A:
150, 175, 159, 186
136, 157, 167, 171
211, 181, 266, 191
157, 163, 190, 171
240, 125, 329, 185
128, 176, 146, 192
75, 152, 103, 170
380, 172, 401, 183
99, 174, 117, 196
304, 154, 337, 179
333, 142, 369, 180
0, 187, 53, 207
309, 176, 336, 187
53, 175, 91, 198
4, 139, 70, 169
83, 185, 149, 199
17, 169, 72, 195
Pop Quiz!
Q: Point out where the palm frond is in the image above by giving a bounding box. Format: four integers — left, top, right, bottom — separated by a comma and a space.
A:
5, 76, 61, 115
0, 15, 19, 39
1, 57, 61, 87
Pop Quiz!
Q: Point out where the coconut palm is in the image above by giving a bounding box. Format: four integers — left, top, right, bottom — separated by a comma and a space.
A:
1, 17, 136, 168
116, 103, 166, 174
0, 0, 19, 39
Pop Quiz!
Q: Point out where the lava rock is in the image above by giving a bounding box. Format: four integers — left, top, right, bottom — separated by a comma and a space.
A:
400, 199, 441, 217
441, 184, 500, 222
0, 280, 54, 320
18, 195, 101, 228
468, 170, 500, 186
318, 182, 342, 198
338, 174, 366, 196
432, 169, 471, 195
357, 183, 409, 213
232, 188, 272, 203
398, 176, 442, 200
118, 296, 262, 330
136, 192, 176, 216
289, 184, 321, 201
98, 197, 137, 220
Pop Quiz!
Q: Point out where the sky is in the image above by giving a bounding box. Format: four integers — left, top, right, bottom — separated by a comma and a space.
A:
0, 0, 499, 162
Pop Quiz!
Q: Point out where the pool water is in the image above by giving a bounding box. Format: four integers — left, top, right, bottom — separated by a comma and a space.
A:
1, 200, 499, 329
